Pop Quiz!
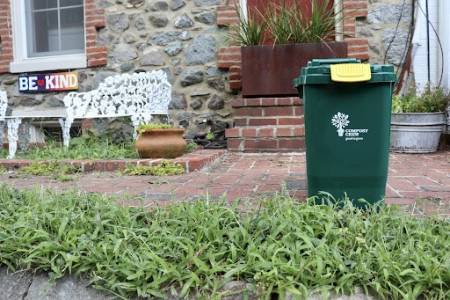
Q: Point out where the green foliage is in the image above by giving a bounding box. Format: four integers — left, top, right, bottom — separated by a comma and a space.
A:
20, 161, 81, 181
392, 85, 450, 113
0, 138, 139, 160
135, 123, 174, 135
227, 2, 267, 46
1, 185, 450, 299
120, 159, 185, 176
0, 165, 7, 174
184, 141, 198, 154
228, 0, 345, 46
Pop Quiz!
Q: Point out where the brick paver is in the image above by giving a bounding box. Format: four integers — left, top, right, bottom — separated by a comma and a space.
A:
1, 151, 449, 216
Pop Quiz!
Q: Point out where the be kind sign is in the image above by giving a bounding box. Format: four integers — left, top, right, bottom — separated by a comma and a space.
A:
19, 71, 79, 92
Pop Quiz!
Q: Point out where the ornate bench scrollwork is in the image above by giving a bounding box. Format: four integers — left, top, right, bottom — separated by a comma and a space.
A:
0, 70, 172, 158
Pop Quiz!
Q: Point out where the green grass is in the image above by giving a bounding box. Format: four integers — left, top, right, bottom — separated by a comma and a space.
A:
0, 139, 198, 160
0, 140, 140, 160
1, 185, 449, 299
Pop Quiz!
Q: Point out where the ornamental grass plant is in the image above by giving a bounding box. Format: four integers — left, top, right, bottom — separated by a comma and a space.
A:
1, 185, 450, 299
229, 0, 346, 46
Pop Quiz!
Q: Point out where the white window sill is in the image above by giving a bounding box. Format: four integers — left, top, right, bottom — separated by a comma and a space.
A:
10, 55, 87, 73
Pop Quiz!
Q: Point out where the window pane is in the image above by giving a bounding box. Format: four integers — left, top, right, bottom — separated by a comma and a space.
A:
61, 7, 84, 27
33, 0, 57, 9
26, 1, 85, 57
60, 0, 83, 7
27, 10, 58, 54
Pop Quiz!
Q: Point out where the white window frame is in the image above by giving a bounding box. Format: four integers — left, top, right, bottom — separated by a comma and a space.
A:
10, 0, 87, 73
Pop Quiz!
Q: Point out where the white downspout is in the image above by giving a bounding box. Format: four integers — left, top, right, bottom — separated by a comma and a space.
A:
438, 0, 449, 92
334, 0, 343, 42
240, 0, 248, 21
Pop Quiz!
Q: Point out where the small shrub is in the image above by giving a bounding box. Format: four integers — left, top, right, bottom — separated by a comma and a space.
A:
185, 141, 198, 154
135, 123, 174, 135
392, 85, 450, 113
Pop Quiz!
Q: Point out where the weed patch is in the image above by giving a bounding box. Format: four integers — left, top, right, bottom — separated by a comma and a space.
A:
0, 185, 449, 299
120, 159, 185, 176
19, 161, 81, 181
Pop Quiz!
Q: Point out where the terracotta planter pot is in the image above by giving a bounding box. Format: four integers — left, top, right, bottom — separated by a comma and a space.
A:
241, 42, 348, 97
134, 129, 186, 158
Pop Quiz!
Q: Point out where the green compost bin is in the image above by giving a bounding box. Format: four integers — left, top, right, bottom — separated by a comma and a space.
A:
293, 58, 397, 207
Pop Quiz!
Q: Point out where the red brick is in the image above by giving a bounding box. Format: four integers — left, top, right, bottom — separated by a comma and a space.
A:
294, 107, 304, 116
245, 139, 277, 149
264, 107, 294, 117
279, 138, 305, 149
258, 128, 274, 138
261, 98, 277, 106
248, 118, 277, 126
231, 98, 245, 107
105, 161, 115, 172
242, 128, 257, 138
219, 46, 240, 54
187, 157, 206, 171
229, 65, 241, 73
352, 53, 370, 61
227, 138, 244, 149
343, 1, 368, 10
229, 72, 241, 81
387, 179, 420, 191
229, 80, 242, 90
234, 107, 263, 117
225, 128, 240, 138
346, 38, 368, 46
87, 52, 108, 60
88, 59, 108, 67
84, 162, 95, 172
294, 126, 305, 136
292, 97, 303, 105
276, 127, 292, 137
277, 98, 293, 106
278, 117, 303, 126
233, 118, 247, 126
246, 99, 261, 106
81, 119, 93, 130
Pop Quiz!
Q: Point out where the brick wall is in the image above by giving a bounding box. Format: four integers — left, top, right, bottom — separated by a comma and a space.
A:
217, 0, 370, 91
0, 0, 13, 73
0, 0, 107, 73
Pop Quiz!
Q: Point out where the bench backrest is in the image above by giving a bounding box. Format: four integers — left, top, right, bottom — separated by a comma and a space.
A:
63, 70, 172, 126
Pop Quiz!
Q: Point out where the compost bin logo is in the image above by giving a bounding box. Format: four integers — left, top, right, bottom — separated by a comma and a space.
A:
331, 112, 349, 137
331, 112, 369, 141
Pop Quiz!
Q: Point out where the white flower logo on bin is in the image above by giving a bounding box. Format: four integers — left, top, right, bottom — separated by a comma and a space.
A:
331, 112, 350, 137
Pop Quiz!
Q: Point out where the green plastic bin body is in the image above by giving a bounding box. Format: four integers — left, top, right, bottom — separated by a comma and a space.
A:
293, 59, 397, 207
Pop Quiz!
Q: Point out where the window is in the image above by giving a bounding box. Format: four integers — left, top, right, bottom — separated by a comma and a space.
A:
10, 0, 87, 73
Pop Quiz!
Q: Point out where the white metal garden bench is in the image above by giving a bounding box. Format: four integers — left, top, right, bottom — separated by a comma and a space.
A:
0, 70, 172, 159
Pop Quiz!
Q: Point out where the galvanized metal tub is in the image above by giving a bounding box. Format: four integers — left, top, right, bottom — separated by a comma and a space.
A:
390, 112, 446, 153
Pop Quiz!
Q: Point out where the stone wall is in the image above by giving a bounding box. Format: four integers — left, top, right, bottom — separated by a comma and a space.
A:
0, 0, 233, 139
359, 0, 414, 69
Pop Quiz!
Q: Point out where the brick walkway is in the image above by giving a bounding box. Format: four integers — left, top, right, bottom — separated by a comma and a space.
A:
1, 150, 449, 216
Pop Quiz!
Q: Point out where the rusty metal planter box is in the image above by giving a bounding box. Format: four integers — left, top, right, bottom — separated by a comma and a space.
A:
241, 42, 348, 97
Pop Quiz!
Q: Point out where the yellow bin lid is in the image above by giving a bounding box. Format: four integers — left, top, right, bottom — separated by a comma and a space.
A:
330, 63, 371, 82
